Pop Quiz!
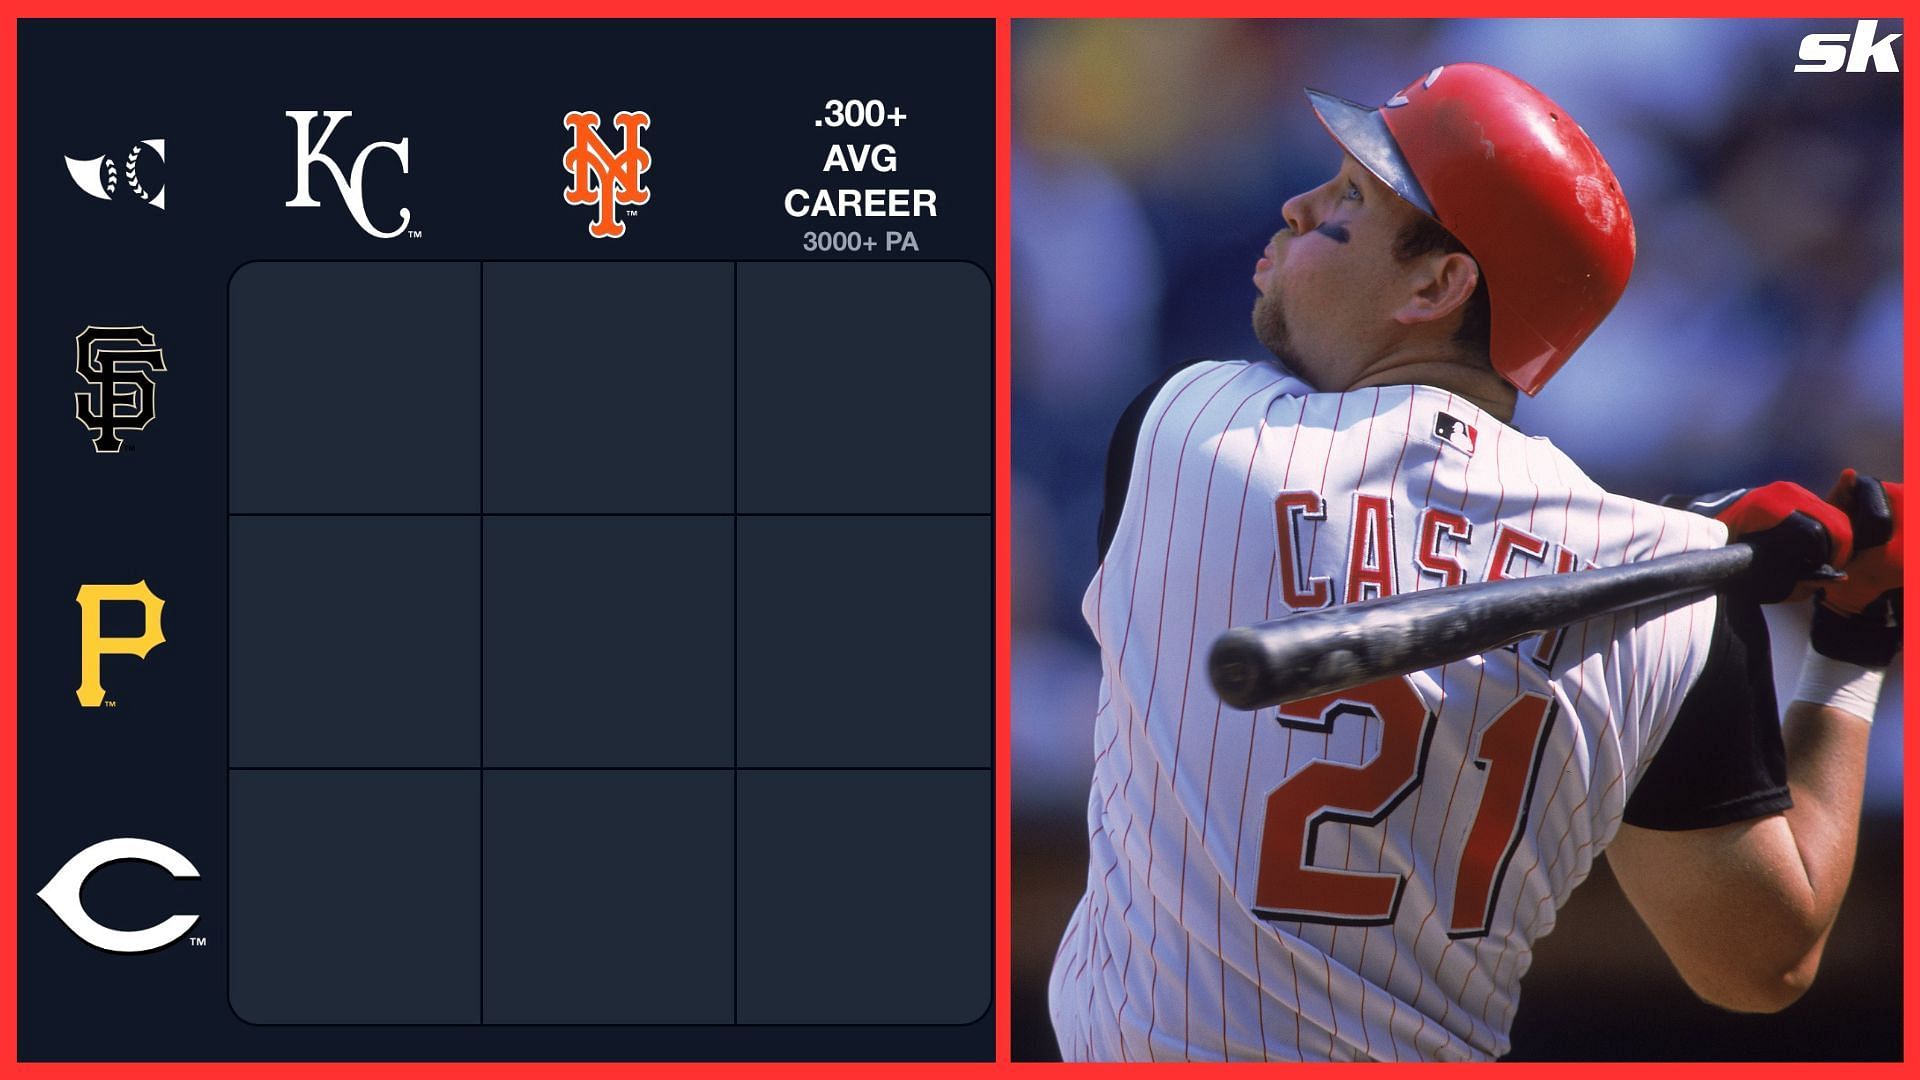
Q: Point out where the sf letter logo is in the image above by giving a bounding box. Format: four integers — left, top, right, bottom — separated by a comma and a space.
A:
77, 581, 166, 707
286, 110, 412, 238
74, 325, 166, 452
563, 110, 652, 238
38, 838, 200, 953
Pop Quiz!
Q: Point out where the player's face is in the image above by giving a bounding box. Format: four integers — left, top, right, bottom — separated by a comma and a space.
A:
1252, 154, 1424, 389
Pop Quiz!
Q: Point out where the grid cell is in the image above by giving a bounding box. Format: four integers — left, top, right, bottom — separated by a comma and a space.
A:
482, 770, 734, 1023
736, 262, 990, 513
483, 516, 733, 767
483, 263, 734, 513
738, 516, 990, 767
230, 770, 480, 1025
230, 262, 481, 513
737, 769, 990, 1024
230, 515, 479, 767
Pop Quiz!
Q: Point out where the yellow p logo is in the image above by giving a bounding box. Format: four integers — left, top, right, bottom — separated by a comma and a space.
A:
76, 581, 166, 707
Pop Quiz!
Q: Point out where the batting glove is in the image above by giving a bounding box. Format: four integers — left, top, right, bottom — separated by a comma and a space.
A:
1663, 482, 1853, 604
1812, 470, 1903, 668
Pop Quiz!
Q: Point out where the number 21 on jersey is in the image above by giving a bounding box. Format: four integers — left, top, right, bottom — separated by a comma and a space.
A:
1252, 676, 1558, 938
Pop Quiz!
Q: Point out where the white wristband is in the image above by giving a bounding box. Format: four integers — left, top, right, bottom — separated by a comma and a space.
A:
1794, 652, 1884, 723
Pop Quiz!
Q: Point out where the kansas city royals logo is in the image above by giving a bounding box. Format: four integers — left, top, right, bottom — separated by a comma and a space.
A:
563, 110, 652, 238
65, 138, 166, 209
75, 325, 166, 452
77, 580, 166, 707
286, 110, 411, 239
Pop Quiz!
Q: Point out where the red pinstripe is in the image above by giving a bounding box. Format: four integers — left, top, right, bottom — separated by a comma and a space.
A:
1416, 415, 1518, 1057
1494, 500, 1665, 1033
1157, 373, 1285, 1058
1225, 391, 1313, 1060
1084, 365, 1224, 1031
1352, 385, 1418, 1060
1395, 391, 1465, 1058
1443, 417, 1550, 1025
1193, 388, 1283, 1057
1475, 452, 1590, 1023
1092, 365, 1218, 779
1116, 365, 1253, 1059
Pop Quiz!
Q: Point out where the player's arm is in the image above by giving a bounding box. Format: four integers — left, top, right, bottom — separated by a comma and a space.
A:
1607, 701, 1869, 1013
1607, 476, 1899, 1013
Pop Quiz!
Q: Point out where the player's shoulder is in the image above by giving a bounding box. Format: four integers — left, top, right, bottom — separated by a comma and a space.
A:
1503, 432, 1727, 561
1096, 359, 1303, 561
1130, 358, 1306, 426
1384, 390, 1727, 562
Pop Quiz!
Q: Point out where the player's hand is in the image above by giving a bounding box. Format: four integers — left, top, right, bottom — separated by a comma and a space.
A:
1812, 470, 1903, 668
1664, 482, 1853, 604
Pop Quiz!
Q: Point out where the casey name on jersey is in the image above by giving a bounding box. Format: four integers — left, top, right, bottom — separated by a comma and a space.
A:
1272, 487, 1589, 673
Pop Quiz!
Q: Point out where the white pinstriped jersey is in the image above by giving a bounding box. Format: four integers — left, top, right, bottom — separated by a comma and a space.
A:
1049, 360, 1728, 1061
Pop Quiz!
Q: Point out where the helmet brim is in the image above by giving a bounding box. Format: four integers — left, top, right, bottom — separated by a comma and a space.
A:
1305, 89, 1435, 219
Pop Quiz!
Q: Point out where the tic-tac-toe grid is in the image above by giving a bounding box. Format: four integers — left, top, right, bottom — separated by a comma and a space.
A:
226, 261, 991, 1026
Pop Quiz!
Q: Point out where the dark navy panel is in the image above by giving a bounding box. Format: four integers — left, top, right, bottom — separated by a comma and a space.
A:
483, 263, 735, 514
230, 770, 481, 1024
482, 770, 734, 1023
483, 516, 733, 767
737, 770, 991, 1024
20, 17, 993, 1062
737, 262, 991, 513
230, 263, 482, 513
230, 516, 480, 767
738, 516, 990, 768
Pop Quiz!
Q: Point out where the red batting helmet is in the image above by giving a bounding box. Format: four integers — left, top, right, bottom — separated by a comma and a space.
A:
1306, 62, 1635, 395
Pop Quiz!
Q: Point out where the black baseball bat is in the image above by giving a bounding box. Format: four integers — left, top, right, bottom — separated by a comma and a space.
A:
1207, 542, 1756, 711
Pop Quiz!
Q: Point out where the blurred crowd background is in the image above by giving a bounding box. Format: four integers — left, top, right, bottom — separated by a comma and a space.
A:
1012, 19, 1903, 1061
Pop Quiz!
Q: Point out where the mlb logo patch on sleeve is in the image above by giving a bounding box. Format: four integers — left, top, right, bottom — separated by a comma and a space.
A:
1434, 411, 1477, 455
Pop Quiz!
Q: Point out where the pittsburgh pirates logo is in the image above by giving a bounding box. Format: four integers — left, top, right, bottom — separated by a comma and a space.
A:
562, 110, 652, 238
76, 580, 166, 708
75, 325, 166, 452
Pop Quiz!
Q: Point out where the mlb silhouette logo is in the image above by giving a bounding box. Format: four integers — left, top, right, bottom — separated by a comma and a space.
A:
1434, 412, 1477, 455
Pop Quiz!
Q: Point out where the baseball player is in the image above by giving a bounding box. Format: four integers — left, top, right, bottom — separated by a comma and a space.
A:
1047, 62, 1903, 1061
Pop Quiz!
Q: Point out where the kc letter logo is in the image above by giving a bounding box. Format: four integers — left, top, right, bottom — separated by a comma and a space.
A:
286, 110, 412, 238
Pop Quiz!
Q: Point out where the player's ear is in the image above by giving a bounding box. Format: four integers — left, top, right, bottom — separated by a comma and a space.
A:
1392, 251, 1479, 327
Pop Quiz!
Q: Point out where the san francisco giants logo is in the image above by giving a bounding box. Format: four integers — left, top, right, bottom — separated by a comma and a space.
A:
562, 110, 652, 238
75, 325, 166, 453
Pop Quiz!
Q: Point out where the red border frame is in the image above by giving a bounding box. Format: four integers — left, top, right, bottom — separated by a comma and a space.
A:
1, 7, 1912, 1076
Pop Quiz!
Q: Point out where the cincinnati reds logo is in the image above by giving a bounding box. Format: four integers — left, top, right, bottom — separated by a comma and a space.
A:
75, 325, 166, 452
38, 838, 201, 953
562, 110, 652, 238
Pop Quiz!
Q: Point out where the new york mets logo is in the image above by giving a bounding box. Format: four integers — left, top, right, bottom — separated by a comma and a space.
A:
563, 110, 652, 238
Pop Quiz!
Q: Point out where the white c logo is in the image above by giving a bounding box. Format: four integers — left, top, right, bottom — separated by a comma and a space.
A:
36, 838, 200, 953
